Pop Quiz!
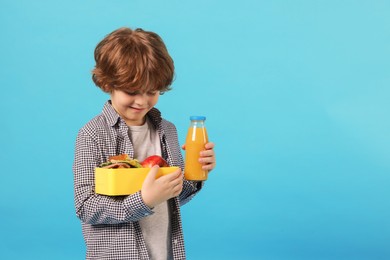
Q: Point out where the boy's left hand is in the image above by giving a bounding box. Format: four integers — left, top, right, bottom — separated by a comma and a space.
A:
200, 142, 216, 172
182, 142, 216, 172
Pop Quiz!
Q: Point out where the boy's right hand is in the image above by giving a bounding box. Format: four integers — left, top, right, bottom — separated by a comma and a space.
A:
141, 165, 183, 209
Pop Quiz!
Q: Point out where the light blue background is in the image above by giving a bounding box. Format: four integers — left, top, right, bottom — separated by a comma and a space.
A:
1, 1, 389, 259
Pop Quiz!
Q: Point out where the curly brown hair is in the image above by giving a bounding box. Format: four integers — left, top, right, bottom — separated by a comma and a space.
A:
92, 27, 174, 93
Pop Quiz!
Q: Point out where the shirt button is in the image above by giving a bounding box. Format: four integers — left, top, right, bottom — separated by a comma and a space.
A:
173, 239, 178, 245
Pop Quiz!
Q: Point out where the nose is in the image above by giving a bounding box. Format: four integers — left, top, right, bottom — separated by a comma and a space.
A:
134, 93, 148, 106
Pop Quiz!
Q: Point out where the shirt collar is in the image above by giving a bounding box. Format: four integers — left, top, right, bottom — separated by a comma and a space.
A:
147, 106, 163, 130
102, 101, 121, 127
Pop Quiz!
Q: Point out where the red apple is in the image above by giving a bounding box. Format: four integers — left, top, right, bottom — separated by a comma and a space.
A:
141, 155, 169, 168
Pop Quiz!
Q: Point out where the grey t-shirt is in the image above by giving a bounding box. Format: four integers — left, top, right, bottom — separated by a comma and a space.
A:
128, 118, 173, 260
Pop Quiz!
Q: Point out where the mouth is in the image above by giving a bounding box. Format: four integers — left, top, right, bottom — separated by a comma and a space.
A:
130, 107, 146, 112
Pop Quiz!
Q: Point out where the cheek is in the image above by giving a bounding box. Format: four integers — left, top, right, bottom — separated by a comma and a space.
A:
149, 96, 160, 106
121, 96, 136, 106
112, 93, 134, 107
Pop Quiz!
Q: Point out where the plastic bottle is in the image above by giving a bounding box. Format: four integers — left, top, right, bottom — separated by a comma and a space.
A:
184, 116, 209, 180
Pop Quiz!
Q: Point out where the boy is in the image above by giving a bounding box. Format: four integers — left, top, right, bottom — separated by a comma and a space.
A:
73, 27, 216, 260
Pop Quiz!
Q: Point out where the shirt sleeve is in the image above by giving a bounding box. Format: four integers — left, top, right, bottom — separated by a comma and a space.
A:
179, 180, 204, 206
73, 129, 154, 225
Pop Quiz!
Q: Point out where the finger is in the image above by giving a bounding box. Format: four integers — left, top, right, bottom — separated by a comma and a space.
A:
173, 185, 183, 196
200, 149, 214, 157
202, 163, 216, 171
199, 155, 215, 164
169, 169, 182, 183
160, 169, 181, 182
144, 165, 159, 184
204, 142, 215, 150
172, 175, 183, 186
172, 179, 183, 194
167, 172, 182, 187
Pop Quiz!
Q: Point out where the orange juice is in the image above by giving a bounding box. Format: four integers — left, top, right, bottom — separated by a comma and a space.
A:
184, 116, 209, 180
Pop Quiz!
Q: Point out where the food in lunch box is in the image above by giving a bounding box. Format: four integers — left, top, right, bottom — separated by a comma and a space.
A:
99, 154, 142, 169
99, 154, 168, 169
141, 155, 169, 168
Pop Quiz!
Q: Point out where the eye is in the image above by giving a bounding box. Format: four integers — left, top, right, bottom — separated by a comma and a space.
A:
125, 91, 139, 96
146, 91, 158, 96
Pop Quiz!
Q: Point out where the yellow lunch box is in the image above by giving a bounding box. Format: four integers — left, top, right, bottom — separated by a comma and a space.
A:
95, 167, 180, 196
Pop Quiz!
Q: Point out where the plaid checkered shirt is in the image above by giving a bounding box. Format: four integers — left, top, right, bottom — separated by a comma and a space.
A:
73, 101, 202, 259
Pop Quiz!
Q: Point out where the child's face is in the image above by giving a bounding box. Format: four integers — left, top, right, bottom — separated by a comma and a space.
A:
110, 89, 160, 126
